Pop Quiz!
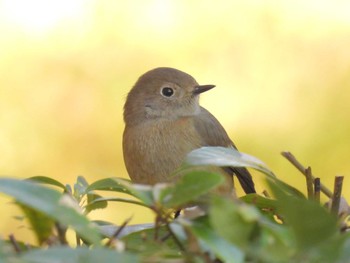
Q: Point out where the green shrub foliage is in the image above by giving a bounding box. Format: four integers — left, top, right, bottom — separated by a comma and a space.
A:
0, 147, 349, 263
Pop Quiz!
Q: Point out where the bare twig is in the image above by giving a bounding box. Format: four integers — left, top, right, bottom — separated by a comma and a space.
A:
9, 234, 21, 253
281, 152, 333, 198
164, 223, 185, 251
154, 214, 160, 241
331, 176, 344, 215
305, 167, 314, 199
105, 216, 132, 247
314, 178, 321, 203
55, 222, 68, 245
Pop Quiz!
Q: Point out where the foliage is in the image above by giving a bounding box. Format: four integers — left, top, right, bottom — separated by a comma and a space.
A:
0, 147, 349, 263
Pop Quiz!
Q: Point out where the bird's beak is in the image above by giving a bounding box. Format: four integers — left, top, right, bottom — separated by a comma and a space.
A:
193, 84, 216, 95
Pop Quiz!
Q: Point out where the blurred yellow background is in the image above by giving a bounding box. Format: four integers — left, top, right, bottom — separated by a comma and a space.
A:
1, 0, 350, 243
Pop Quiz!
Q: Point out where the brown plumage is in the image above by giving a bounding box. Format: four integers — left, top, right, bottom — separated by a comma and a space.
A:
123, 67, 255, 195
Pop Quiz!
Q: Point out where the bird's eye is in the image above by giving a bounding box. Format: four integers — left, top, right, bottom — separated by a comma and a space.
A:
161, 87, 174, 97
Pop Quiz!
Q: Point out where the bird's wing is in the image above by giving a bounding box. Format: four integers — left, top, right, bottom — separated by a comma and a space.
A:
193, 107, 256, 194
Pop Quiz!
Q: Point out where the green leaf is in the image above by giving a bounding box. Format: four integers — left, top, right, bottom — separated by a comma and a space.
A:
185, 146, 275, 177
250, 221, 292, 262
127, 184, 155, 206
88, 178, 154, 206
268, 176, 305, 198
210, 196, 258, 248
210, 195, 296, 262
0, 178, 102, 245
240, 194, 279, 216
300, 234, 348, 263
0, 239, 15, 259
19, 247, 139, 263
86, 178, 133, 195
77, 176, 89, 187
267, 177, 339, 249
188, 217, 244, 263
85, 178, 154, 211
74, 176, 89, 200
65, 184, 73, 195
338, 233, 350, 262
100, 223, 154, 238
122, 225, 180, 253
240, 194, 277, 210
27, 176, 67, 191
18, 203, 55, 244
162, 171, 224, 208
85, 197, 147, 212
85, 194, 108, 214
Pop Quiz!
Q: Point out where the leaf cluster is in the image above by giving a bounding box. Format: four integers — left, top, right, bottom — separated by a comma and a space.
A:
0, 147, 349, 263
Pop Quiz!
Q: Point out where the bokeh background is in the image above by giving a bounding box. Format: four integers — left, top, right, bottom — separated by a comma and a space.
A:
1, 0, 350, 243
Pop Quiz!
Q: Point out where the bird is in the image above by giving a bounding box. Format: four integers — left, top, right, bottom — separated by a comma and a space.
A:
122, 67, 255, 195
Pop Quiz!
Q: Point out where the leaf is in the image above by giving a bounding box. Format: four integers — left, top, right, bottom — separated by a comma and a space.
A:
77, 176, 89, 187
0, 178, 102, 245
338, 233, 350, 263
27, 176, 67, 191
268, 176, 305, 198
128, 184, 155, 206
240, 193, 278, 211
162, 171, 224, 208
122, 225, 179, 252
19, 247, 138, 263
120, 224, 189, 262
18, 203, 55, 244
185, 146, 275, 177
85, 194, 108, 214
85, 197, 147, 212
188, 217, 244, 263
86, 177, 157, 206
74, 176, 89, 200
0, 239, 15, 258
100, 223, 154, 238
86, 178, 133, 195
250, 221, 292, 262
210, 196, 259, 248
267, 177, 339, 249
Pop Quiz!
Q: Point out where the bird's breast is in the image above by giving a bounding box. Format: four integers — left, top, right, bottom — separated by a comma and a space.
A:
123, 117, 202, 184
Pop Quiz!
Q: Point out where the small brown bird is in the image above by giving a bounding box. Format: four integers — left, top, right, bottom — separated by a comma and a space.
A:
123, 67, 255, 195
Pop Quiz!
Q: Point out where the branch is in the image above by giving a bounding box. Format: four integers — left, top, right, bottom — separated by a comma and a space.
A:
9, 234, 21, 253
331, 176, 344, 215
314, 178, 321, 203
105, 216, 132, 247
305, 167, 314, 199
281, 152, 333, 198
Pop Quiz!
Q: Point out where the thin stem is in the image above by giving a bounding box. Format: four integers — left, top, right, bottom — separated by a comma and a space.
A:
55, 223, 68, 245
314, 178, 321, 203
9, 234, 21, 253
164, 223, 185, 251
305, 167, 314, 199
281, 151, 333, 198
105, 216, 132, 247
331, 176, 344, 215
154, 214, 160, 241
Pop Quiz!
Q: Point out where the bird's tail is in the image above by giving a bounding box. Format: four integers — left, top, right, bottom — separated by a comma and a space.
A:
228, 167, 256, 194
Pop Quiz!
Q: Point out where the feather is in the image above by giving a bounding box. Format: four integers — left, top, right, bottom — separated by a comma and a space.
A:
193, 107, 256, 194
